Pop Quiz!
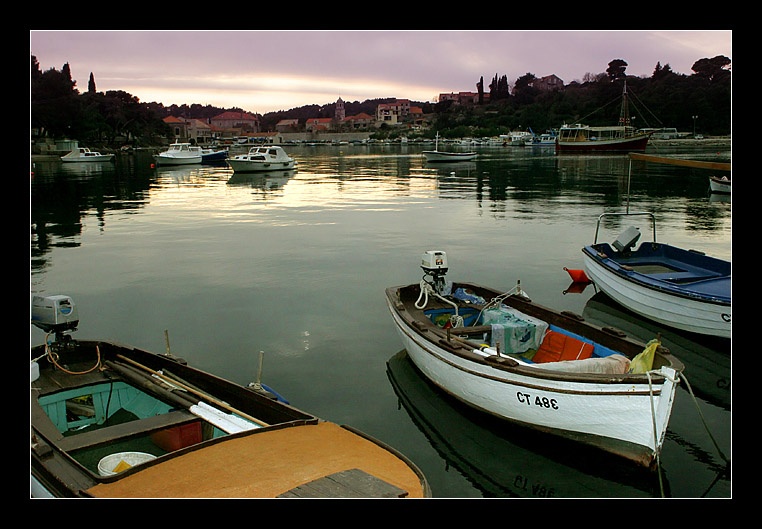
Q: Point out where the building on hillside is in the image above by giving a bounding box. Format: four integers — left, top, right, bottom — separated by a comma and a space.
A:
275, 119, 300, 132
210, 111, 261, 133
305, 117, 334, 132
376, 99, 412, 125
342, 113, 375, 130
186, 118, 214, 144
162, 116, 190, 139
531, 75, 564, 92
437, 92, 485, 105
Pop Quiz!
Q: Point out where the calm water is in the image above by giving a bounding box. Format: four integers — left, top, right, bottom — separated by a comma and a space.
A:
30, 142, 731, 498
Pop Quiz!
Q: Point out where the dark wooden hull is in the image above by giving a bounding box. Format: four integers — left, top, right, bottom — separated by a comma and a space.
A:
556, 134, 650, 153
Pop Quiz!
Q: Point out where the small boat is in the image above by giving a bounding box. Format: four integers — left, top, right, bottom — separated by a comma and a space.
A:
527, 131, 557, 146
200, 147, 229, 163
709, 175, 731, 194
582, 153, 732, 339
228, 145, 297, 173
556, 81, 652, 153
61, 147, 115, 163
153, 142, 203, 166
31, 295, 430, 498
422, 132, 477, 162
386, 250, 684, 468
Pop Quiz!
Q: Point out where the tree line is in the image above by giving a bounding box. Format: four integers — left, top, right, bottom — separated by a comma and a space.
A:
31, 54, 731, 147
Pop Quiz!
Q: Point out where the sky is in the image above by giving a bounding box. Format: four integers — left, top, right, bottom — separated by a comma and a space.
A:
30, 30, 732, 115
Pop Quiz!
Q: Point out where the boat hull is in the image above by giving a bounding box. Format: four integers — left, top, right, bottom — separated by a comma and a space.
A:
385, 283, 681, 468
556, 134, 651, 153
582, 244, 731, 339
153, 155, 202, 165
228, 159, 296, 172
422, 151, 477, 162
709, 176, 731, 194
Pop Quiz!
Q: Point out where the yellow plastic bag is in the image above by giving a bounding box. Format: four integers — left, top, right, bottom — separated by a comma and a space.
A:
628, 338, 660, 374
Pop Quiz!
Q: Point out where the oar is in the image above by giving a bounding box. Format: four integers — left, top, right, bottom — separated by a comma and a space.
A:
115, 354, 269, 427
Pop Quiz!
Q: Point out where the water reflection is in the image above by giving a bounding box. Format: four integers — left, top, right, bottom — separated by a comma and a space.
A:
386, 350, 662, 498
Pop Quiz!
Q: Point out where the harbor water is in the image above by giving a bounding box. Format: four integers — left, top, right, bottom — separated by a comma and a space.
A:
30, 141, 731, 498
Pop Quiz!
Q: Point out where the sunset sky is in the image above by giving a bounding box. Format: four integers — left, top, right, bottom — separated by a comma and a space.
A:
30, 30, 732, 114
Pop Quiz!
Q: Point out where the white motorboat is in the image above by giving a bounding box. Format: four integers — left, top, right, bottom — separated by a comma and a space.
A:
153, 142, 203, 166
709, 175, 731, 194
422, 132, 477, 162
227, 146, 297, 173
61, 147, 115, 163
386, 250, 683, 469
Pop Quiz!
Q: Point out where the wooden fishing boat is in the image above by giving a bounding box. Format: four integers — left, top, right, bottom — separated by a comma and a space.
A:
386, 350, 659, 497
582, 153, 732, 339
709, 175, 731, 194
555, 82, 652, 153
31, 295, 430, 498
385, 251, 684, 468
422, 132, 477, 162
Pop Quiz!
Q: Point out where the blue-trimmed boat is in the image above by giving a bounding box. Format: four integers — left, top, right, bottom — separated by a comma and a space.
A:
581, 153, 731, 339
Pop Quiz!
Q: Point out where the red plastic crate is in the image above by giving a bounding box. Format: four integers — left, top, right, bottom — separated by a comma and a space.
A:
150, 421, 202, 452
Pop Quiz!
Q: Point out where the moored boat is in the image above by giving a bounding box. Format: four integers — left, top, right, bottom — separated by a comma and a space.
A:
153, 142, 203, 166
422, 132, 477, 162
555, 82, 652, 153
31, 295, 430, 498
200, 147, 229, 163
228, 145, 297, 173
386, 250, 683, 468
61, 147, 115, 163
709, 175, 731, 194
581, 153, 732, 339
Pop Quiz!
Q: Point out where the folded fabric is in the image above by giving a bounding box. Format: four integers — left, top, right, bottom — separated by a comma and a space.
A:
481, 306, 548, 354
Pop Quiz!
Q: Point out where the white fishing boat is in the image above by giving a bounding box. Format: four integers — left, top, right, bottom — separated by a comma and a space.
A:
582, 153, 732, 339
422, 132, 477, 162
153, 142, 203, 166
61, 147, 115, 163
227, 146, 297, 173
709, 175, 731, 194
386, 250, 683, 468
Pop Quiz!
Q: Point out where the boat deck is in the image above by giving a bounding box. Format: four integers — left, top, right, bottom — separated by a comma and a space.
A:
84, 421, 426, 498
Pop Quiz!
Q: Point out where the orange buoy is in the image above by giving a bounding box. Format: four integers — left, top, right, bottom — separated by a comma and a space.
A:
564, 267, 591, 284
150, 163, 156, 168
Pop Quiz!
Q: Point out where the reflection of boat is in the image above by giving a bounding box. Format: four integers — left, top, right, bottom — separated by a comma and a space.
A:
31, 295, 430, 498
582, 153, 732, 339
227, 170, 295, 190
422, 132, 477, 162
61, 147, 114, 163
153, 142, 202, 166
709, 175, 731, 194
582, 292, 730, 410
228, 146, 297, 173
386, 250, 684, 468
556, 82, 652, 153
387, 350, 658, 497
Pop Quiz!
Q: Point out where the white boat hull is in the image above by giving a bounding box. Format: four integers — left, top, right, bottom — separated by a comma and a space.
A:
153, 155, 202, 165
228, 159, 296, 172
422, 151, 477, 162
583, 253, 731, 339
386, 298, 679, 466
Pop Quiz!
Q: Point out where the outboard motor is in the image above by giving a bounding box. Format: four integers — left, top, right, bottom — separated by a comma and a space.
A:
612, 226, 641, 253
420, 250, 449, 295
31, 295, 79, 343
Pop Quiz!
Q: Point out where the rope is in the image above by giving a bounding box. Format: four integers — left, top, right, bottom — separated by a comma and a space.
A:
645, 370, 666, 497
40, 332, 102, 375
679, 372, 730, 465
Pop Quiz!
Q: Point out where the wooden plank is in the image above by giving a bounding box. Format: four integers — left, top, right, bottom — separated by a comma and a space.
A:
277, 468, 408, 498
629, 153, 731, 171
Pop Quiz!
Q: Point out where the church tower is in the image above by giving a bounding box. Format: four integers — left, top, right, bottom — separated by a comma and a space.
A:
335, 97, 345, 122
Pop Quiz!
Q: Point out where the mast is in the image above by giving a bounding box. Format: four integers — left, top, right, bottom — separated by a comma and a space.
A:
618, 80, 631, 132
